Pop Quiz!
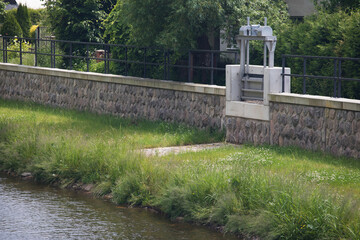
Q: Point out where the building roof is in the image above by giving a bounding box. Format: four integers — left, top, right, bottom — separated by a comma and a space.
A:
4, 0, 17, 4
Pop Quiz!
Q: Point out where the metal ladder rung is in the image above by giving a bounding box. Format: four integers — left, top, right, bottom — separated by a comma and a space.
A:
241, 96, 263, 101
242, 89, 263, 93
241, 78, 263, 83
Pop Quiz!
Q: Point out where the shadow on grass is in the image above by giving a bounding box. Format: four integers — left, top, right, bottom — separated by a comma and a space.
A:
260, 144, 360, 170
0, 99, 225, 146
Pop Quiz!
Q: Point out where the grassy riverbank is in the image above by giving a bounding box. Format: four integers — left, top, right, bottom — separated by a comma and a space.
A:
0, 99, 359, 239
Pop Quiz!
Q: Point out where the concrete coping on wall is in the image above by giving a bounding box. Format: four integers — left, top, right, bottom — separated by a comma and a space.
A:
0, 63, 226, 96
269, 93, 360, 112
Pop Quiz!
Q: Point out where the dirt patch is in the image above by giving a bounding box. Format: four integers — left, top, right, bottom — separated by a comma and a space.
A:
139, 142, 237, 157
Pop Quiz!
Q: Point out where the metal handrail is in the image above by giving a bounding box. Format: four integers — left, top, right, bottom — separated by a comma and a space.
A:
282, 54, 360, 98
0, 35, 239, 86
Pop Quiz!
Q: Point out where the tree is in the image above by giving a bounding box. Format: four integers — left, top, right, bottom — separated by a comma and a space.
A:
0, 1, 6, 23
314, 0, 360, 13
16, 4, 31, 38
1, 13, 23, 37
45, 0, 105, 43
102, 0, 289, 84
104, 0, 289, 51
276, 9, 360, 99
28, 8, 46, 25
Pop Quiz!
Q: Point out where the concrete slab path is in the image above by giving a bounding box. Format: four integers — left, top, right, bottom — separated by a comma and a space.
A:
140, 143, 237, 157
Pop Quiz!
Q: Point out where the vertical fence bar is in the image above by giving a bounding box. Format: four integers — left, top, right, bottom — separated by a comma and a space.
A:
282, 55, 285, 92
210, 52, 214, 85
34, 37, 38, 66
106, 45, 110, 74
37, 27, 40, 48
338, 60, 342, 98
188, 51, 193, 82
19, 38, 22, 65
167, 51, 170, 80
143, 48, 147, 78
125, 47, 128, 76
164, 50, 167, 80
333, 59, 338, 97
103, 44, 106, 73
86, 44, 89, 72
104, 45, 107, 74
106, 45, 111, 73
69, 43, 72, 70
53, 40, 56, 68
303, 57, 307, 94
2, 37, 5, 63
50, 39, 54, 68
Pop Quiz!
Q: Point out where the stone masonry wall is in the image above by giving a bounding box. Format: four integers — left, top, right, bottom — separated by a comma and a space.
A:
270, 102, 360, 159
225, 116, 270, 145
0, 69, 225, 130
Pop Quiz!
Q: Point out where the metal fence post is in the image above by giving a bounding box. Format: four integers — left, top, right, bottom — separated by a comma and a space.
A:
86, 44, 89, 72
282, 55, 285, 92
210, 52, 214, 85
2, 37, 5, 63
143, 48, 147, 78
19, 37, 22, 65
106, 45, 110, 74
53, 40, 56, 68
163, 50, 167, 80
125, 47, 128, 76
188, 51, 193, 82
333, 59, 338, 97
69, 43, 72, 70
338, 60, 342, 97
106, 45, 109, 74
34, 37, 38, 66
50, 39, 54, 68
303, 58, 306, 94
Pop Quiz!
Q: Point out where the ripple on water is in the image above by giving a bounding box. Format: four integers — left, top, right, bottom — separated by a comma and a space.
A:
0, 175, 238, 240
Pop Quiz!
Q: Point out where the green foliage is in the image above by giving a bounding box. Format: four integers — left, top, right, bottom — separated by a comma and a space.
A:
44, 0, 107, 68
315, 0, 360, 13
1, 13, 23, 37
28, 8, 45, 25
37, 42, 65, 69
16, 4, 31, 39
0, 0, 5, 22
276, 9, 360, 99
30, 25, 38, 39
104, 0, 289, 51
7, 38, 31, 59
102, 0, 289, 82
45, 0, 105, 43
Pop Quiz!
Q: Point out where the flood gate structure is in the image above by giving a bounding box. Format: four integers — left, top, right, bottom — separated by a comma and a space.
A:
226, 18, 290, 122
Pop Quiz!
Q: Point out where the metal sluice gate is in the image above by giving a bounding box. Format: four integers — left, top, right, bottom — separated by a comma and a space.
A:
236, 17, 277, 101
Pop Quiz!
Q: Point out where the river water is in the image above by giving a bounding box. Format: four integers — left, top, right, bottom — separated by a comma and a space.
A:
0, 173, 238, 240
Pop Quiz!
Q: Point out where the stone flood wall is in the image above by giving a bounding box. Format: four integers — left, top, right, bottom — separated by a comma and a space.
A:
270, 102, 360, 159
0, 64, 226, 130
225, 116, 270, 145
226, 93, 360, 159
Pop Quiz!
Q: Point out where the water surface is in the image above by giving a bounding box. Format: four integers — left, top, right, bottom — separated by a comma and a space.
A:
0, 173, 238, 240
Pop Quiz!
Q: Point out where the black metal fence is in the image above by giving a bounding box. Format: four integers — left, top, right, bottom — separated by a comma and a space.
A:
0, 35, 240, 86
282, 54, 360, 99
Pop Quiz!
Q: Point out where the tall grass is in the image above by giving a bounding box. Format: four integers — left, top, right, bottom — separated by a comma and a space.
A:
0, 99, 359, 239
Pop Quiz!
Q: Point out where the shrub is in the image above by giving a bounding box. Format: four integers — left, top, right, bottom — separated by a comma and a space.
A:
30, 25, 38, 39
16, 4, 31, 39
28, 8, 45, 25
276, 10, 360, 99
7, 38, 31, 59
1, 14, 23, 37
